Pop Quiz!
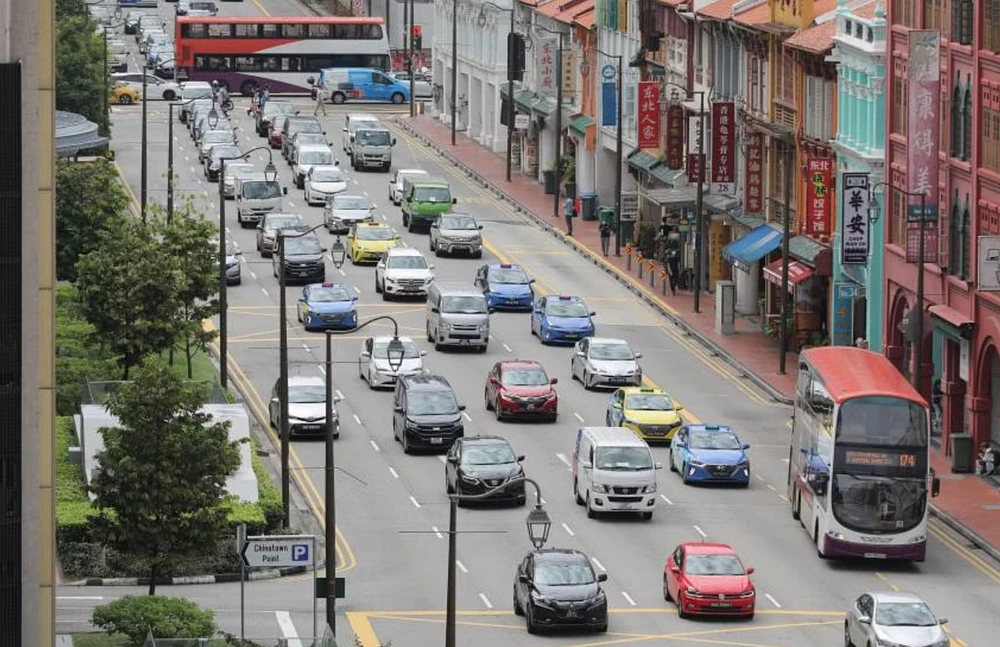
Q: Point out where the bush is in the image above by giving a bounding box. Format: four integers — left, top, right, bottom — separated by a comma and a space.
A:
638, 220, 658, 259
56, 284, 120, 415
91, 596, 217, 646
226, 501, 267, 536
250, 439, 283, 531
55, 415, 98, 547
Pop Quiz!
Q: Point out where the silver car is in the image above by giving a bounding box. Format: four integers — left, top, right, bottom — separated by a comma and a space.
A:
268, 376, 342, 439
845, 592, 949, 647
223, 162, 255, 199
570, 337, 643, 389
324, 194, 374, 234
225, 239, 242, 285
256, 213, 305, 257
358, 335, 426, 389
198, 130, 238, 162
429, 213, 483, 257
304, 165, 347, 205
389, 71, 433, 98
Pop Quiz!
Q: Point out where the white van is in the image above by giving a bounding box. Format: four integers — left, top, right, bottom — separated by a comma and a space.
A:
571, 427, 660, 520
425, 283, 489, 351
343, 113, 381, 155
236, 174, 287, 227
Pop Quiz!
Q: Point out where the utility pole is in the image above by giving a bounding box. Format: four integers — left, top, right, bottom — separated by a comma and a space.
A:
324, 331, 337, 634
913, 191, 927, 392
408, 0, 416, 118
140, 68, 148, 223
218, 158, 228, 390
692, 92, 705, 312
778, 138, 793, 375
613, 56, 623, 256
451, 0, 458, 145
278, 233, 290, 527
553, 33, 565, 220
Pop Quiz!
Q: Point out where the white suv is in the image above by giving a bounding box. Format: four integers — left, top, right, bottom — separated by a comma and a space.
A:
375, 247, 435, 301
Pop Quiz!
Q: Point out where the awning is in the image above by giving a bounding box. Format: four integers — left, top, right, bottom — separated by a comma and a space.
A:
788, 234, 833, 276
56, 111, 109, 157
627, 149, 661, 173
532, 95, 558, 116
730, 210, 766, 230
569, 114, 595, 136
704, 193, 740, 214
722, 223, 782, 272
643, 186, 697, 208
649, 165, 684, 187
764, 258, 815, 291
929, 304, 974, 339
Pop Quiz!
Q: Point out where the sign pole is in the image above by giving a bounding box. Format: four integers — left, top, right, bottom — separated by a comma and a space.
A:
312, 536, 318, 639
237, 523, 246, 640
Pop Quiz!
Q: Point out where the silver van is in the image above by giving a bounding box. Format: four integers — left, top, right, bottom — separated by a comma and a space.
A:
236, 174, 287, 227
343, 113, 381, 155
426, 283, 490, 352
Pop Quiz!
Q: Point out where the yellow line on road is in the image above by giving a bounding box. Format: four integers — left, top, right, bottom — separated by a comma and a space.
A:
251, 0, 271, 17
927, 519, 1000, 585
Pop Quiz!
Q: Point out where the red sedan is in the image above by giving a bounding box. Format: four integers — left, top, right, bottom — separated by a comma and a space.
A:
268, 115, 288, 149
663, 542, 756, 619
484, 360, 558, 422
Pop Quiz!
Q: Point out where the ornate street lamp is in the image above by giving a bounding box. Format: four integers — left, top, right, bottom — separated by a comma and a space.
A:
329, 235, 347, 270
525, 504, 553, 549
386, 335, 406, 373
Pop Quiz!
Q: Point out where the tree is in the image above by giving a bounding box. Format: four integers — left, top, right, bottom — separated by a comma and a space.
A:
56, 14, 108, 135
56, 158, 130, 282
56, 0, 87, 17
90, 357, 241, 595
55, 283, 120, 415
75, 219, 187, 379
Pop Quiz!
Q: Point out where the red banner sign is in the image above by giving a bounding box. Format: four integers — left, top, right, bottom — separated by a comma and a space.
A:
665, 104, 685, 169
711, 102, 735, 193
806, 158, 832, 236
905, 223, 939, 263
687, 153, 704, 183
637, 82, 660, 150
743, 133, 764, 215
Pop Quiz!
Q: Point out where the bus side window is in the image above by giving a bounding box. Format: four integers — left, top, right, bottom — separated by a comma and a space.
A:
334, 24, 358, 39
365, 25, 383, 40
282, 24, 304, 38
308, 24, 331, 38
262, 24, 279, 38
283, 57, 301, 72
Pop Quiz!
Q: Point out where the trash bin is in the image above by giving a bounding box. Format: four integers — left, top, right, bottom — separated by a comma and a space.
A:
598, 207, 615, 229
543, 170, 557, 195
619, 216, 636, 245
580, 193, 598, 221
950, 433, 974, 473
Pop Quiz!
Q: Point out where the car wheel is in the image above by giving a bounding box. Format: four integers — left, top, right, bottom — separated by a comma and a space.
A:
513, 588, 523, 616
375, 276, 382, 293
641, 511, 653, 521
296, 308, 303, 323
407, 219, 415, 233
574, 479, 584, 505
429, 237, 435, 251
586, 493, 596, 518
582, 370, 592, 390
816, 522, 827, 559
595, 621, 608, 633
677, 594, 688, 619
402, 212, 409, 226
402, 430, 412, 455
494, 399, 502, 421
844, 623, 853, 647
332, 92, 346, 104
525, 605, 537, 634
350, 252, 358, 265
164, 90, 176, 101
446, 476, 454, 495
484, 389, 493, 410
669, 449, 678, 472
391, 92, 405, 104
473, 250, 483, 258
792, 489, 801, 520
681, 462, 691, 484
426, 322, 433, 343
663, 575, 673, 601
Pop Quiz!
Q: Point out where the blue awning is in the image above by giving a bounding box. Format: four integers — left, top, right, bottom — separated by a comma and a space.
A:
723, 223, 783, 272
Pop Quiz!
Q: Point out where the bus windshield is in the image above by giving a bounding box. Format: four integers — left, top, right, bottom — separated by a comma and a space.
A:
831, 473, 927, 534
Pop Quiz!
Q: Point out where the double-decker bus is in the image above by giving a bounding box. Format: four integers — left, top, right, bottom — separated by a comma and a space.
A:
788, 347, 940, 561
174, 16, 390, 96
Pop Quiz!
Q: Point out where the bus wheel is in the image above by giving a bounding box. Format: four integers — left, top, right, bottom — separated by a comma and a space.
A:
163, 90, 176, 101
240, 81, 258, 97
791, 489, 800, 520
391, 92, 405, 104
331, 92, 346, 104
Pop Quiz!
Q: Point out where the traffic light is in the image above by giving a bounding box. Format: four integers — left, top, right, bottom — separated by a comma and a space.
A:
411, 25, 423, 52
507, 32, 526, 82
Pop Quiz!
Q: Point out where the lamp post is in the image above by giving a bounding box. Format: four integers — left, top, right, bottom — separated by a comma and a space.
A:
408, 0, 416, 119
445, 478, 551, 647
167, 93, 195, 223
591, 49, 623, 256
451, 0, 458, 145
778, 138, 793, 375
477, 2, 518, 183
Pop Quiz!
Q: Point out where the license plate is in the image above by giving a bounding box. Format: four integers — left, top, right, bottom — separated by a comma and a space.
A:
619, 504, 633, 510
508, 299, 519, 304
564, 334, 578, 339
710, 602, 732, 608
430, 437, 443, 445
565, 609, 578, 618
526, 404, 535, 410
864, 552, 886, 559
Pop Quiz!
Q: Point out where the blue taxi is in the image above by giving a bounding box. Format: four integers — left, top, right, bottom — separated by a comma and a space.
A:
296, 282, 359, 332
474, 263, 535, 311
669, 425, 751, 487
530, 295, 596, 344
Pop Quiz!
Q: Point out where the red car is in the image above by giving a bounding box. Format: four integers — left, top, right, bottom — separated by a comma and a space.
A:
663, 542, 756, 618
268, 115, 288, 149
484, 360, 558, 422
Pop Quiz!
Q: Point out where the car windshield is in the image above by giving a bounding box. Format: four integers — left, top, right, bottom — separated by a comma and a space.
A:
590, 342, 633, 360
413, 187, 451, 203
439, 216, 477, 230
372, 340, 420, 359
684, 554, 745, 576
409, 392, 458, 415
874, 602, 938, 627
356, 130, 391, 146
352, 120, 380, 132
284, 237, 323, 255
335, 197, 370, 210
357, 227, 394, 241
502, 368, 548, 386
441, 296, 487, 314
243, 182, 281, 199
626, 393, 674, 411
184, 86, 213, 100
225, 164, 254, 179
462, 444, 516, 465
211, 147, 242, 161
534, 561, 595, 586
266, 216, 301, 231
271, 116, 288, 131
202, 131, 231, 144
595, 447, 653, 471
545, 300, 588, 317
300, 151, 334, 165
312, 169, 345, 183
264, 102, 297, 117
688, 431, 742, 450
225, 241, 237, 256
488, 267, 528, 284
387, 255, 427, 269
831, 474, 927, 534
397, 171, 427, 185
309, 286, 351, 302
290, 121, 323, 134
295, 134, 327, 147
288, 385, 325, 403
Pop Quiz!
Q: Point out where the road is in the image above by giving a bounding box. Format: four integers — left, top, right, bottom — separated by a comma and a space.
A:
62, 0, 1000, 645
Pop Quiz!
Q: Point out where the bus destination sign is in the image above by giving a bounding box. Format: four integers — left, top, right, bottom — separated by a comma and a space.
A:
835, 446, 927, 477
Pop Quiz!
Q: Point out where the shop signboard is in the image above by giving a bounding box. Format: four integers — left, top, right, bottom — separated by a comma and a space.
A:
538, 40, 556, 96
840, 172, 870, 264
687, 153, 704, 183
561, 51, 577, 96
637, 82, 660, 150
664, 103, 685, 169
832, 283, 856, 346
907, 31, 940, 223
905, 223, 938, 263
601, 81, 616, 127
806, 158, 832, 236
514, 114, 529, 130
620, 191, 639, 217
977, 235, 1000, 292
743, 133, 764, 215
710, 102, 735, 194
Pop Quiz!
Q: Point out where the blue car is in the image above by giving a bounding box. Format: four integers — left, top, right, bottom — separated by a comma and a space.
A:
296, 282, 359, 332
669, 425, 750, 486
530, 295, 596, 344
474, 263, 535, 311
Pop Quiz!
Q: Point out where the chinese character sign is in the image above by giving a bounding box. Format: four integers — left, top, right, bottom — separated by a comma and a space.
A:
840, 172, 870, 265
665, 104, 685, 169
687, 153, 704, 183
561, 51, 577, 96
538, 40, 556, 96
743, 133, 764, 215
711, 102, 735, 194
907, 30, 940, 222
637, 82, 660, 150
807, 158, 832, 236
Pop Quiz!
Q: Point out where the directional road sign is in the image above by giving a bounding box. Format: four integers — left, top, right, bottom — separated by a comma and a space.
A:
240, 536, 313, 568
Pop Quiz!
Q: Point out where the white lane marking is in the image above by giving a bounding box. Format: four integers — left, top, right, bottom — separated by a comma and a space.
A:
437, 454, 446, 463
478, 593, 493, 609
362, 191, 368, 196
210, 202, 216, 211
369, 439, 380, 452
381, 213, 388, 220
301, 342, 310, 351
621, 592, 637, 607
335, 389, 344, 400
660, 495, 673, 505
409, 495, 421, 508
56, 596, 104, 601
555, 453, 571, 468
184, 155, 190, 162
462, 411, 472, 422
275, 611, 302, 647
261, 288, 269, 297
502, 343, 512, 352
250, 272, 257, 279
388, 466, 399, 479
288, 201, 296, 208
338, 268, 346, 276
561, 522, 575, 537
353, 285, 361, 294
573, 412, 585, 423
372, 202, 378, 209
317, 365, 326, 375
456, 560, 468, 574
765, 593, 782, 608
754, 474, 766, 482
591, 557, 606, 572
432, 525, 443, 539
352, 414, 363, 426
693, 525, 708, 539
781, 458, 790, 463
539, 497, 546, 504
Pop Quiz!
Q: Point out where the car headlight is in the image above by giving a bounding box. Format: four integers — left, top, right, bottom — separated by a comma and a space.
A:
478, 324, 489, 332
737, 460, 750, 468
591, 484, 607, 494
385, 277, 397, 284
530, 590, 552, 606
738, 589, 755, 598
641, 484, 656, 494
210, 163, 219, 170
930, 640, 949, 647
440, 323, 451, 330
685, 586, 698, 595
460, 475, 479, 484
689, 459, 705, 467
622, 417, 639, 426
878, 640, 908, 647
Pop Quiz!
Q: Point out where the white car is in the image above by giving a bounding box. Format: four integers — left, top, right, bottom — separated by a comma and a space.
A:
388, 168, 429, 205
358, 335, 426, 388
293, 145, 336, 189
845, 592, 950, 647
570, 337, 643, 389
304, 165, 348, 205
389, 71, 433, 98
268, 376, 342, 439
222, 161, 255, 199
375, 247, 435, 301
112, 73, 183, 101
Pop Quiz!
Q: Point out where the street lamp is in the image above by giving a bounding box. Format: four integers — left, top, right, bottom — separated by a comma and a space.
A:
588, 49, 624, 255
478, 2, 519, 183
451, 0, 458, 145
445, 478, 550, 647
167, 94, 196, 223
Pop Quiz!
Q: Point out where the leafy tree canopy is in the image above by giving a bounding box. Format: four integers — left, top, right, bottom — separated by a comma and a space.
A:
56, 158, 130, 282
56, 14, 109, 135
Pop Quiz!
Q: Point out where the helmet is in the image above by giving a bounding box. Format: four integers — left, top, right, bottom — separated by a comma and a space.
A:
212, 80, 219, 88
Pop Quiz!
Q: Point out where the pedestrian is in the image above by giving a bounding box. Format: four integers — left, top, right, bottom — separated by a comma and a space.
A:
663, 226, 680, 295
976, 442, 998, 476
260, 84, 270, 109
563, 192, 575, 236
599, 221, 611, 256
248, 87, 259, 116
313, 78, 327, 116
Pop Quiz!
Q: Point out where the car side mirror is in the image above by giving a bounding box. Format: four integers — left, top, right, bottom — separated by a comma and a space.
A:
517, 455, 525, 462
391, 138, 397, 146
634, 352, 642, 359
575, 350, 585, 357
452, 198, 457, 204
596, 572, 608, 582
670, 563, 680, 573
322, 131, 327, 135
458, 404, 466, 411
580, 461, 592, 469
430, 306, 439, 313
393, 404, 403, 412
270, 397, 279, 404
938, 618, 948, 625
477, 224, 484, 230
550, 377, 558, 385
655, 462, 663, 470
675, 405, 684, 411
430, 222, 438, 229
342, 127, 348, 133
335, 159, 340, 166
361, 351, 371, 358
528, 278, 536, 283
419, 350, 427, 357
235, 250, 243, 256
611, 402, 622, 409
298, 296, 307, 302
746, 567, 755, 575
283, 187, 288, 195
447, 455, 458, 464
351, 295, 358, 301
590, 311, 597, 317
858, 616, 871, 625
742, 444, 751, 450
518, 574, 529, 584
428, 264, 435, 270
333, 395, 343, 404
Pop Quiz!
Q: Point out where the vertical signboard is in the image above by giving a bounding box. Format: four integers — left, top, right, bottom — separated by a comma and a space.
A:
977, 235, 1000, 291
806, 158, 832, 236
637, 81, 660, 150
664, 104, 685, 169
711, 102, 735, 194
561, 51, 578, 96
832, 283, 856, 347
907, 30, 940, 223
687, 153, 704, 183
743, 133, 764, 215
905, 225, 939, 263
538, 40, 556, 96
600, 65, 617, 127
840, 172, 871, 265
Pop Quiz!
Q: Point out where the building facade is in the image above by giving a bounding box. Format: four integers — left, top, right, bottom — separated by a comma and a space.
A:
884, 0, 1000, 452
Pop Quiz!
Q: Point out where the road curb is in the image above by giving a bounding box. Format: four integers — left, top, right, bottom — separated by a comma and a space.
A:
68, 563, 320, 587
394, 116, 794, 406
930, 504, 1000, 564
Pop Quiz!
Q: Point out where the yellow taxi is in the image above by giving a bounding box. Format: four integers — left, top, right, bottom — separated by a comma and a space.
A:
109, 82, 140, 105
347, 222, 400, 264
605, 387, 685, 443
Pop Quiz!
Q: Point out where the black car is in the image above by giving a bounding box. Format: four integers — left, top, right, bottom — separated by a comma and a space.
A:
392, 374, 465, 453
204, 145, 244, 182
445, 436, 526, 504
257, 101, 300, 136
514, 549, 608, 634
272, 235, 326, 284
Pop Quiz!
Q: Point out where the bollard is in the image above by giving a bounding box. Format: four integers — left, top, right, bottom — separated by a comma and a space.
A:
636, 254, 644, 279
625, 245, 633, 271
661, 269, 668, 295
648, 262, 655, 287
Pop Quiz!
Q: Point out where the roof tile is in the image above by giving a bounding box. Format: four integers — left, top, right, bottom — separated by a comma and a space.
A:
785, 19, 837, 53
573, 6, 595, 28
733, 3, 770, 26
697, 0, 742, 21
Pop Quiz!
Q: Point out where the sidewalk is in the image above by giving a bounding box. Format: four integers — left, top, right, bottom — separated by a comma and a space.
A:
396, 114, 1000, 564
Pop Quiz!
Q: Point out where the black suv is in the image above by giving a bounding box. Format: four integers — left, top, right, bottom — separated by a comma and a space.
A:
393, 374, 465, 453
272, 235, 326, 284
514, 548, 609, 634
445, 436, 526, 505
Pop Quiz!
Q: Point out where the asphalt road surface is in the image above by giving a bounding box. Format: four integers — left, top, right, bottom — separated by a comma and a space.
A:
63, 0, 1000, 645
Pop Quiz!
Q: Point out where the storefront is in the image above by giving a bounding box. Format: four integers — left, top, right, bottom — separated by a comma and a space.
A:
928, 305, 974, 448
760, 236, 831, 349
569, 114, 596, 195
722, 220, 782, 316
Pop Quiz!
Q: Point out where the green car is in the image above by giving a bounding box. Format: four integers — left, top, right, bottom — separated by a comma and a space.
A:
400, 178, 456, 232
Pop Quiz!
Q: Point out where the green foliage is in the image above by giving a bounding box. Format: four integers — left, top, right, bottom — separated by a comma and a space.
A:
89, 357, 242, 594
250, 439, 283, 531
91, 596, 217, 646
56, 0, 87, 17
55, 415, 98, 547
56, 159, 130, 282
224, 501, 267, 535
56, 284, 121, 415
56, 14, 109, 135
638, 220, 658, 259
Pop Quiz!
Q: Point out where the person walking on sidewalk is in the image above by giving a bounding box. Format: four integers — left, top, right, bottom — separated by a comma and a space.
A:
313, 79, 328, 116
563, 192, 575, 236
662, 226, 681, 294
599, 221, 611, 256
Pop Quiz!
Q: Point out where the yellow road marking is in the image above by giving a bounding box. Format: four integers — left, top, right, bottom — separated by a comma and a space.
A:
927, 520, 1000, 585
251, 0, 271, 17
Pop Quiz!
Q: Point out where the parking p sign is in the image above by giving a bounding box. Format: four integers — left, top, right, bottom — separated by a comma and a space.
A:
292, 543, 310, 562
241, 536, 315, 568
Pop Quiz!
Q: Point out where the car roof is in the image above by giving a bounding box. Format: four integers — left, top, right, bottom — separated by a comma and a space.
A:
680, 542, 739, 555
369, 335, 414, 343
499, 360, 545, 371
334, 194, 367, 201
288, 376, 324, 386
686, 424, 735, 434
297, 144, 333, 152
386, 246, 424, 256
488, 263, 524, 270
402, 373, 452, 390
580, 426, 650, 447
587, 337, 628, 346
621, 386, 666, 395
545, 295, 584, 303
868, 591, 930, 604
531, 548, 591, 562
397, 168, 428, 175
355, 221, 391, 229
459, 435, 511, 447
309, 165, 341, 173
347, 113, 379, 120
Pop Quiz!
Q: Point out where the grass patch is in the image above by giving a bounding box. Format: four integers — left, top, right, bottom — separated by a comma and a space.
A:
71, 634, 129, 647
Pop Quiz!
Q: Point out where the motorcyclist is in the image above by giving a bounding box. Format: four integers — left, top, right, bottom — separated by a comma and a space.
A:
212, 80, 230, 113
